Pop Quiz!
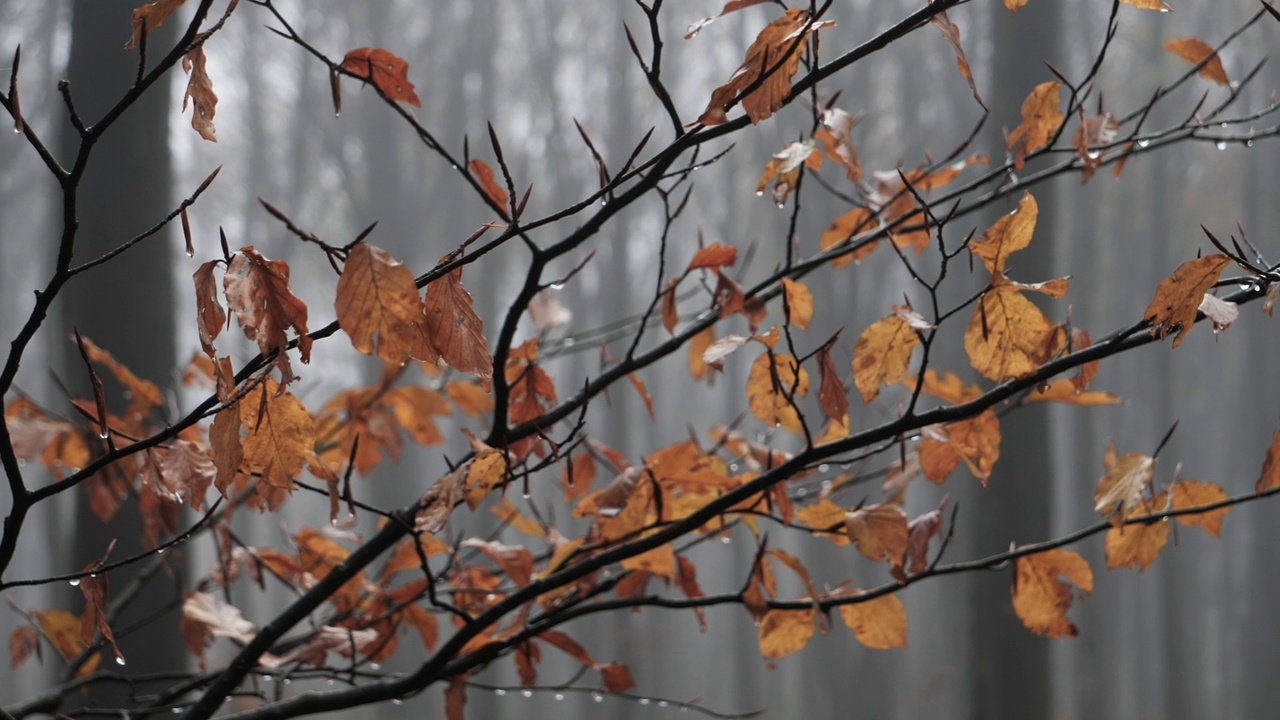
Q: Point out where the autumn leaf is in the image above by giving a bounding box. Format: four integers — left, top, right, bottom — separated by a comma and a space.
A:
746, 352, 810, 432
238, 381, 315, 496
964, 285, 1057, 381
126, 0, 186, 49
193, 260, 225, 358
852, 313, 920, 403
1094, 440, 1155, 525
1121, 0, 1172, 10
685, 0, 773, 39
815, 108, 861, 180
224, 246, 312, 386
930, 11, 984, 109
837, 592, 907, 649
446, 380, 494, 417
9, 624, 40, 668
1198, 293, 1238, 334
34, 609, 96, 673
468, 160, 509, 214
1257, 430, 1280, 494
908, 368, 983, 404
463, 448, 509, 509
844, 502, 908, 563
757, 140, 821, 206
1105, 520, 1169, 571
1010, 548, 1093, 638
781, 278, 814, 330
416, 464, 467, 534
969, 193, 1038, 274
210, 405, 242, 494
335, 242, 435, 364
1163, 37, 1230, 86
814, 332, 848, 421
1074, 112, 1119, 183
919, 409, 1001, 484
820, 207, 878, 268
687, 243, 738, 272
1007, 81, 1063, 172
78, 569, 122, 664
76, 335, 165, 415
597, 661, 637, 693
423, 265, 494, 389
182, 592, 256, 644
697, 9, 834, 126
445, 674, 468, 720
182, 46, 218, 142
1024, 379, 1122, 406
1144, 254, 1231, 348
757, 608, 815, 660
1167, 479, 1231, 536
688, 325, 716, 381
340, 47, 422, 106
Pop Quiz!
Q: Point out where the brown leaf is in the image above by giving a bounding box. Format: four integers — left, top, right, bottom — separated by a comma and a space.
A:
1168, 479, 1231, 537
1121, 0, 1172, 9
193, 260, 225, 358
844, 502, 908, 563
1073, 113, 1119, 183
239, 381, 315, 496
336, 242, 435, 364
10, 624, 41, 668
1105, 521, 1169, 571
340, 47, 422, 106
687, 243, 739, 272
675, 555, 709, 631
446, 380, 494, 417
1163, 37, 1230, 86
697, 9, 834, 126
182, 592, 256, 644
1095, 440, 1155, 525
685, 0, 773, 39
688, 325, 716, 381
781, 278, 814, 330
898, 497, 947, 577
210, 405, 242, 495
746, 352, 810, 432
597, 661, 637, 693
852, 314, 920, 403
468, 160, 509, 213
224, 247, 312, 386
919, 410, 1001, 484
34, 609, 88, 664
1024, 379, 1122, 406
757, 141, 820, 205
416, 465, 466, 534
77, 335, 165, 415
1144, 255, 1231, 348
757, 608, 815, 660
423, 266, 494, 389
969, 193, 1038, 274
445, 674, 468, 720
126, 0, 186, 49
815, 108, 861, 180
1011, 548, 1093, 638
181, 46, 218, 142
814, 333, 848, 421
1257, 430, 1280, 494
662, 282, 680, 335
837, 592, 908, 649
78, 569, 122, 664
819, 207, 879, 268
930, 11, 984, 109
1007, 82, 1063, 172
463, 449, 509, 510
964, 285, 1057, 381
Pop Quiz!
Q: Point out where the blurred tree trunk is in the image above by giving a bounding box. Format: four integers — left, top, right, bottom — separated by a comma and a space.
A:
56, 0, 182, 703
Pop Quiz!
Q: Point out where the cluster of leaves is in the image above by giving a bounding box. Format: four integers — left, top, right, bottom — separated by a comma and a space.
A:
2, 0, 1280, 719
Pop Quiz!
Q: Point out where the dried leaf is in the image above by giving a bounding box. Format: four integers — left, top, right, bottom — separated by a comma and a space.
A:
224, 247, 312, 386
446, 380, 494, 417
757, 141, 820, 205
468, 160, 509, 212
687, 243, 739, 272
844, 502, 908, 563
1024, 379, 1122, 406
1094, 440, 1155, 524
931, 11, 984, 109
1121, 0, 1172, 9
182, 592, 256, 644
814, 333, 848, 421
688, 325, 716, 380
181, 47, 218, 142
1257, 430, 1280, 494
815, 108, 861, 180
1105, 520, 1169, 571
970, 193, 1038, 274
685, 0, 773, 39
1168, 479, 1231, 537
757, 608, 815, 660
597, 661, 637, 693
819, 207, 878, 268
837, 592, 907, 649
1007, 82, 1063, 172
746, 352, 810, 432
919, 410, 1001, 484
336, 242, 435, 364
964, 285, 1057, 381
340, 47, 422, 106
853, 314, 920, 403
193, 260, 225, 358
1010, 548, 1093, 638
423, 266, 494, 389
1198, 293, 1238, 334
780, 278, 814, 330
126, 0, 186, 49
1163, 37, 1230, 86
239, 382, 314, 497
1144, 255, 1231, 348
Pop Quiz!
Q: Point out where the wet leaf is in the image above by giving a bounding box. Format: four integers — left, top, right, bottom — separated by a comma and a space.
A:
335, 242, 434, 364
837, 592, 907, 649
746, 352, 810, 432
853, 314, 920, 403
340, 47, 422, 106
181, 46, 218, 142
1007, 82, 1062, 172
1163, 37, 1230, 86
1010, 548, 1093, 638
757, 608, 815, 660
1144, 255, 1231, 348
1094, 440, 1155, 525
224, 247, 312, 386
423, 266, 494, 389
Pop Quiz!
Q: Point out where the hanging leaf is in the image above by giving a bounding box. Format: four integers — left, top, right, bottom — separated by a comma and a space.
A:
340, 47, 422, 106
1163, 37, 1230, 86
422, 265, 494, 389
1010, 548, 1093, 638
757, 608, 815, 660
223, 246, 313, 386
468, 160, 509, 213
125, 0, 187, 49
836, 592, 908, 649
746, 352, 811, 432
780, 278, 814, 330
181, 46, 218, 142
930, 11, 984, 109
918, 409, 1001, 484
852, 314, 920, 403
335, 242, 435, 364
685, 0, 773, 39
1105, 520, 1169, 571
819, 207, 879, 267
843, 502, 908, 563
238, 381, 315, 497
1094, 439, 1155, 525
1143, 254, 1231, 348
1007, 82, 1063, 172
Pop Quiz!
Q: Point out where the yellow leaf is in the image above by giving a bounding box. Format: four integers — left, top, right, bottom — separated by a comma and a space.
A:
820, 207, 879, 268
969, 193, 1038, 274
1121, 0, 1172, 10
746, 352, 810, 432
918, 408, 1001, 484
853, 314, 920, 403
620, 537, 677, 579
1144, 255, 1232, 348
757, 608, 815, 660
781, 278, 814, 330
844, 502, 908, 563
1105, 521, 1169, 571
239, 382, 315, 493
1168, 479, 1231, 537
1007, 82, 1062, 172
1024, 379, 1122, 406
964, 284, 1056, 381
837, 592, 908, 649
1010, 548, 1093, 638
794, 498, 850, 546
464, 449, 509, 510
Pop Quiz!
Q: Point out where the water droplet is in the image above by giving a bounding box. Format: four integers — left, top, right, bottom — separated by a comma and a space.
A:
185, 248, 194, 258
13, 127, 21, 134
563, 337, 576, 347
1086, 151, 1100, 160
391, 699, 404, 706
369, 662, 380, 670
1246, 139, 1254, 147
1137, 139, 1151, 149
68, 578, 81, 586
521, 689, 533, 698
549, 282, 565, 290
720, 536, 732, 545
156, 547, 164, 554
494, 689, 507, 696
485, 593, 497, 602
592, 692, 604, 702
818, 463, 830, 473
282, 679, 292, 685
728, 463, 739, 472
172, 708, 182, 714
600, 198, 609, 206
820, 479, 832, 490
1159, 6, 1169, 11
1220, 122, 1230, 128
554, 693, 565, 701
90, 574, 98, 579
326, 678, 335, 685
796, 487, 808, 497
522, 491, 532, 499
115, 656, 126, 666
1215, 141, 1228, 151
775, 202, 786, 209
602, 569, 613, 578
755, 191, 764, 197
1240, 280, 1254, 291
658, 700, 670, 708
262, 675, 272, 683
451, 164, 459, 170
639, 698, 652, 705
98, 428, 110, 439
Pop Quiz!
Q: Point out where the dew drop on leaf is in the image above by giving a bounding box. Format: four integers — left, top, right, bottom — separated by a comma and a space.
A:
68, 578, 80, 586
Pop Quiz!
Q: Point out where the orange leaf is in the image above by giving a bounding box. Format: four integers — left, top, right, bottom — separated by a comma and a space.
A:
907, 368, 983, 404
193, 261, 225, 358
210, 405, 242, 495
467, 160, 509, 213
819, 207, 878, 268
336, 242, 435, 364
445, 674, 468, 720
597, 661, 637, 693
697, 9, 834, 126
688, 325, 716, 381
1105, 521, 1169, 571
463, 449, 509, 510
126, 0, 186, 49
795, 498, 849, 546
780, 278, 814, 330
1164, 37, 1230, 86
423, 266, 494, 389
1024, 379, 1121, 406
1094, 439, 1155, 525
685, 0, 773, 38
919, 410, 1001, 485
757, 608, 815, 660
1010, 548, 1093, 638
852, 314, 920, 403
896, 498, 948, 579
1007, 81, 1062, 172
661, 283, 679, 335
930, 11, 984, 109
686, 243, 738, 272
1121, 0, 1172, 9
34, 609, 88, 663
757, 141, 820, 205
964, 285, 1057, 381
621, 537, 677, 578
814, 333, 848, 421
181, 46, 218, 142
1144, 254, 1231, 348
836, 592, 907, 649
239, 381, 315, 495
340, 47, 422, 106
1168, 479, 1231, 537
223, 247, 312, 386
746, 352, 810, 432
78, 570, 121, 664
969, 192, 1038, 274
445, 380, 494, 417
10, 624, 40, 668
815, 108, 861, 180
1259, 430, 1280, 494
76, 336, 165, 415
843, 502, 908, 563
